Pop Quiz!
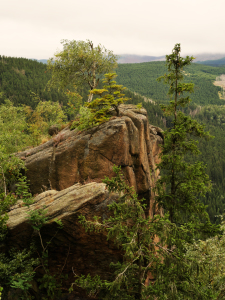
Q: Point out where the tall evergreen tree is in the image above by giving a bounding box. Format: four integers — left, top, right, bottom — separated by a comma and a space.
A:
155, 43, 213, 229
70, 44, 220, 300
152, 43, 220, 298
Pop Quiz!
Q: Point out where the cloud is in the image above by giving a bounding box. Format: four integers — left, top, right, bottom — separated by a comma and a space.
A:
1, 0, 225, 59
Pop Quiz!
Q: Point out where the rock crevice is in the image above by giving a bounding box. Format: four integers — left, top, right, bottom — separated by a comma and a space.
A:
17, 105, 163, 203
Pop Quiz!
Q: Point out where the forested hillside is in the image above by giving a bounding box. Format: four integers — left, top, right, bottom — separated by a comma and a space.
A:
0, 55, 225, 223
117, 61, 225, 105
2, 45, 225, 299
117, 62, 225, 223
197, 57, 225, 67
0, 56, 68, 108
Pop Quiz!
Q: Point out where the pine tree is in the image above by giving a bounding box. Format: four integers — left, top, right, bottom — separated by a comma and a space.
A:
155, 43, 214, 230
152, 43, 220, 298
70, 44, 220, 300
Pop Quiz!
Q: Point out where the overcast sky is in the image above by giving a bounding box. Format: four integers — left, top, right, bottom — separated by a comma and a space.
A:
1, 0, 225, 59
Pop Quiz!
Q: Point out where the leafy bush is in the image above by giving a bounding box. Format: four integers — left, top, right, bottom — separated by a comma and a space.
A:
70, 105, 98, 130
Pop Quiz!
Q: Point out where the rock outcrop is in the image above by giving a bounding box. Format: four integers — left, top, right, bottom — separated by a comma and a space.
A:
17, 105, 163, 216
5, 183, 121, 299
4, 104, 163, 299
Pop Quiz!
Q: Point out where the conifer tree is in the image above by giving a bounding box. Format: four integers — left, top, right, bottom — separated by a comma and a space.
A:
70, 73, 129, 130
155, 43, 215, 230
152, 43, 220, 298
70, 44, 220, 300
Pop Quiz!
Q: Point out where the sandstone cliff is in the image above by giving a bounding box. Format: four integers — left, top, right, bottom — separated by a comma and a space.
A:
4, 104, 163, 299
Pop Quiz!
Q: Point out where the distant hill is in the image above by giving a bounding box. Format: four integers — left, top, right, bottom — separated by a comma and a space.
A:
193, 53, 225, 62
32, 53, 225, 65
31, 59, 48, 64
116, 61, 225, 106
116, 60, 225, 223
117, 53, 225, 64
36, 59, 49, 64
32, 56, 166, 64
196, 57, 225, 67
117, 54, 165, 64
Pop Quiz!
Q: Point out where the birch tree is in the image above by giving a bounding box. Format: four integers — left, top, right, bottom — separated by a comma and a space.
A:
47, 40, 118, 102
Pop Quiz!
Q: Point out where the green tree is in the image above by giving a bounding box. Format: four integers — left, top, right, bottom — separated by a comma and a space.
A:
152, 43, 220, 298
155, 43, 213, 227
70, 44, 220, 300
88, 72, 129, 117
185, 215, 225, 298
70, 165, 171, 300
47, 40, 118, 102
71, 73, 129, 130
25, 98, 67, 145
0, 99, 30, 154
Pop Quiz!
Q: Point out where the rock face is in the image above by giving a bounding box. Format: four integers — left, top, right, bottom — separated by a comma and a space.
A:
6, 183, 121, 299
5, 105, 163, 299
17, 105, 163, 216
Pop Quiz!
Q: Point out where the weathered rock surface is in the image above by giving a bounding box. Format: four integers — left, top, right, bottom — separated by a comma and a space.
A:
5, 182, 120, 299
17, 105, 163, 216
5, 105, 163, 299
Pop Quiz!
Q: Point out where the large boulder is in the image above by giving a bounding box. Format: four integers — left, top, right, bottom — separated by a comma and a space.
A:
17, 105, 163, 217
5, 182, 120, 299
4, 105, 163, 299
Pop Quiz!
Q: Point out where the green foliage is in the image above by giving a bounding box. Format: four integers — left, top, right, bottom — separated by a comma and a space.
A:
116, 60, 225, 106
70, 105, 98, 131
136, 103, 142, 109
0, 55, 68, 109
0, 245, 39, 300
25, 97, 67, 145
151, 44, 220, 298
0, 91, 68, 299
132, 100, 225, 225
16, 176, 33, 206
37, 249, 68, 300
0, 99, 30, 153
27, 207, 48, 231
47, 40, 118, 102
155, 44, 214, 227
118, 51, 225, 225
87, 72, 129, 116
64, 85, 83, 120
0, 144, 26, 241
70, 165, 167, 299
185, 216, 225, 297
71, 73, 129, 131
70, 44, 222, 300
0, 163, 66, 299
71, 164, 221, 299
0, 286, 2, 299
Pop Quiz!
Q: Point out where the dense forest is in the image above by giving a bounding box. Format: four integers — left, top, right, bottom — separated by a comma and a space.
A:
115, 62, 225, 223
0, 56, 68, 108
1, 45, 225, 299
116, 61, 225, 105
1, 55, 225, 223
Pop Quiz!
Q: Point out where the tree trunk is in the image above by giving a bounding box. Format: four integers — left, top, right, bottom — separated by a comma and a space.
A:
87, 93, 93, 102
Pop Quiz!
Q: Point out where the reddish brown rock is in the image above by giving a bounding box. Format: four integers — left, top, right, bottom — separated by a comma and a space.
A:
6, 104, 163, 299
17, 105, 163, 215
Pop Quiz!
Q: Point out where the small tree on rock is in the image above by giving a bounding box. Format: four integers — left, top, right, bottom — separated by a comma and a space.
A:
71, 73, 129, 130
